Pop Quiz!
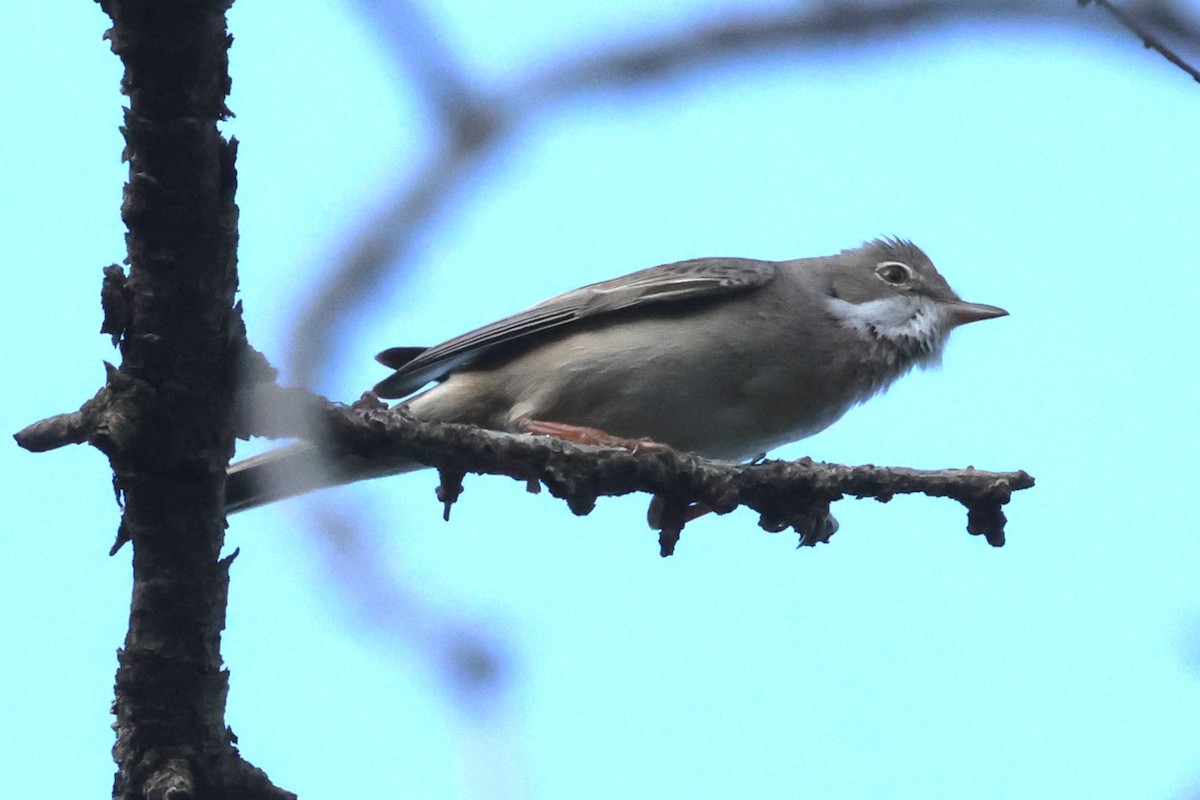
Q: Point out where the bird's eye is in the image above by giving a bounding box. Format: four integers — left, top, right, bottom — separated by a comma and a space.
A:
875, 261, 913, 285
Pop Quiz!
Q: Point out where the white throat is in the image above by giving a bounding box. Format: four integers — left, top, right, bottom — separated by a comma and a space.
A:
825, 295, 946, 364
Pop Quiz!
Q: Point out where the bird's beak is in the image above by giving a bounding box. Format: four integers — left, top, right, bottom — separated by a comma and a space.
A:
943, 300, 1008, 327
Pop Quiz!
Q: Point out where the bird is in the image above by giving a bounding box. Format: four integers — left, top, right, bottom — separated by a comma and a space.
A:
224, 238, 1006, 514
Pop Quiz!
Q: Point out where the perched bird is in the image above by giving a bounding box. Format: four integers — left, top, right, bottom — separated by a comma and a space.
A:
225, 238, 1006, 513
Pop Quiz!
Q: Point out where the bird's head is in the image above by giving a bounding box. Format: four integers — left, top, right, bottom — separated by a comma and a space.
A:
823, 238, 1007, 364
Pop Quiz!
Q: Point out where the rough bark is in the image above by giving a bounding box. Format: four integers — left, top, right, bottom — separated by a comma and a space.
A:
88, 0, 286, 796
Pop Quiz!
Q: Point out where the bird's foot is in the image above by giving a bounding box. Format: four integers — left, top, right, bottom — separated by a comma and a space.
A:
520, 419, 671, 454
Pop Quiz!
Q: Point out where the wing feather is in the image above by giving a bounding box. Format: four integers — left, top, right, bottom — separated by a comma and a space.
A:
373, 257, 777, 398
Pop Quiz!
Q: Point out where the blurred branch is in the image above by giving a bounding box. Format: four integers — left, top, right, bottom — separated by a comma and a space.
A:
268, 0, 1168, 711
288, 140, 500, 389
243, 385, 1034, 556
1078, 0, 1200, 82
288, 0, 1200, 390
309, 507, 512, 716
350, 0, 496, 135
524, 0, 1200, 97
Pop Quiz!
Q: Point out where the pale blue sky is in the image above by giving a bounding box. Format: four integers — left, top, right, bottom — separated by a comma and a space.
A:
5, 1, 1200, 798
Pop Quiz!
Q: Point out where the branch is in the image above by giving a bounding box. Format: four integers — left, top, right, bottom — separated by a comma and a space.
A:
287, 0, 1200, 390
14, 403, 95, 452
81, 0, 292, 797
1078, 0, 1200, 83
524, 0, 1200, 97
349, 0, 496, 138
244, 385, 1034, 556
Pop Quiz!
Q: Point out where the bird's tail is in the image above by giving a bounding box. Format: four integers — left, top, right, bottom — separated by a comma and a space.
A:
224, 442, 427, 514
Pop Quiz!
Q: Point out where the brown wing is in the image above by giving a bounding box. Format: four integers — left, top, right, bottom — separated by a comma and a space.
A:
372, 257, 778, 398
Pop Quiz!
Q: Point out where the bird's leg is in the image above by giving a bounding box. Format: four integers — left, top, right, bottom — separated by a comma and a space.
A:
519, 419, 671, 453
